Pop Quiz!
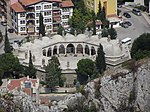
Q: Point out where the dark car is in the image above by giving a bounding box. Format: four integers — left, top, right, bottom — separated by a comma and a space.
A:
123, 12, 131, 18
1, 21, 7, 26
120, 22, 129, 28
124, 21, 132, 26
8, 28, 14, 33
132, 9, 141, 16
117, 3, 122, 8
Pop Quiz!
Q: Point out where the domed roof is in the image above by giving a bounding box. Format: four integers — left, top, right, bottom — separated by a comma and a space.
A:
65, 33, 76, 42
76, 34, 87, 41
52, 34, 63, 40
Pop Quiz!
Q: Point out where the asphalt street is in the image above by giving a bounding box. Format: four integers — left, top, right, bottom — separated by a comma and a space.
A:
116, 7, 150, 43
0, 23, 25, 54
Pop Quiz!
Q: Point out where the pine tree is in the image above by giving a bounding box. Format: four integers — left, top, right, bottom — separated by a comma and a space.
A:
45, 56, 62, 92
4, 28, 11, 53
24, 51, 36, 78
92, 11, 96, 35
96, 44, 106, 74
39, 13, 45, 36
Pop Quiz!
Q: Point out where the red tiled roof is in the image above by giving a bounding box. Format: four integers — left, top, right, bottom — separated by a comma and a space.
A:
19, 0, 42, 6
23, 88, 32, 96
11, 2, 26, 12
19, 0, 62, 6
60, 0, 74, 8
7, 77, 37, 91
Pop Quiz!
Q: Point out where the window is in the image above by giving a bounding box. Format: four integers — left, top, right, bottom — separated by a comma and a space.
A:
20, 13, 25, 17
62, 15, 69, 19
44, 5, 51, 9
20, 20, 25, 24
44, 18, 51, 23
36, 27, 39, 30
44, 11, 51, 16
63, 22, 68, 25
36, 6, 41, 10
46, 25, 52, 29
20, 27, 25, 31
36, 13, 40, 17
36, 20, 39, 24
62, 8, 69, 12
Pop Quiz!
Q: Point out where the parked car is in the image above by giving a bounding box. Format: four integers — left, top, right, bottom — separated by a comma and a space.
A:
123, 12, 131, 18
8, 28, 14, 33
117, 3, 122, 8
120, 22, 129, 28
124, 21, 132, 26
1, 21, 7, 26
132, 9, 141, 16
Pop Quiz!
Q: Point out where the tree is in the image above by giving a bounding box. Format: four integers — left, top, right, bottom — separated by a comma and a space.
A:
89, 102, 97, 112
69, 9, 87, 33
39, 13, 45, 36
0, 30, 3, 43
97, 1, 102, 20
24, 51, 36, 78
45, 56, 63, 92
69, 1, 92, 33
92, 11, 96, 35
76, 59, 95, 85
0, 53, 22, 79
101, 19, 110, 29
101, 7, 106, 21
101, 27, 108, 37
108, 27, 117, 39
131, 33, 150, 60
96, 44, 106, 74
4, 28, 12, 53
57, 26, 65, 36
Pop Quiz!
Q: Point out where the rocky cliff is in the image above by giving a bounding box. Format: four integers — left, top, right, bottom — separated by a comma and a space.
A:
50, 59, 150, 112
0, 59, 150, 112
0, 90, 48, 112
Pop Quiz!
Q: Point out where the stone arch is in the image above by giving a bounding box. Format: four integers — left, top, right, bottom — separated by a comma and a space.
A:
59, 44, 65, 54
66, 44, 75, 53
85, 45, 90, 55
53, 46, 57, 55
76, 44, 83, 54
47, 47, 52, 57
43, 49, 46, 56
91, 46, 96, 55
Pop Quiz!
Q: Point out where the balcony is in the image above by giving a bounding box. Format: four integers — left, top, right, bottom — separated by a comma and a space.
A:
52, 11, 61, 17
26, 7, 34, 13
26, 13, 35, 20
52, 3, 60, 10
53, 17, 61, 24
27, 20, 35, 26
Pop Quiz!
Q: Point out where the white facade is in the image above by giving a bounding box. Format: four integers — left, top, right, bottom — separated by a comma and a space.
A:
11, 1, 74, 35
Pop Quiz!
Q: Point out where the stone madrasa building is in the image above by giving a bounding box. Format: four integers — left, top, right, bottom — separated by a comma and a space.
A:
13, 33, 131, 83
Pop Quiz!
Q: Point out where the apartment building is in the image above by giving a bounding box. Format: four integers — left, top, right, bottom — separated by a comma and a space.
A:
0, 0, 14, 26
84, 0, 117, 17
10, 0, 73, 35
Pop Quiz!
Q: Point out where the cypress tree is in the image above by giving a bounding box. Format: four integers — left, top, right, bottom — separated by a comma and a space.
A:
96, 44, 106, 74
97, 1, 102, 20
101, 7, 106, 21
4, 28, 11, 53
92, 11, 96, 35
24, 51, 36, 78
39, 13, 45, 36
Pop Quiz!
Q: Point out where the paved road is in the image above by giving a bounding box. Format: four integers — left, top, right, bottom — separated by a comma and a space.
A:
116, 7, 150, 43
0, 23, 26, 54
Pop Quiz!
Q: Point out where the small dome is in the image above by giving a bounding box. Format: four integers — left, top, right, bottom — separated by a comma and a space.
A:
65, 33, 76, 42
